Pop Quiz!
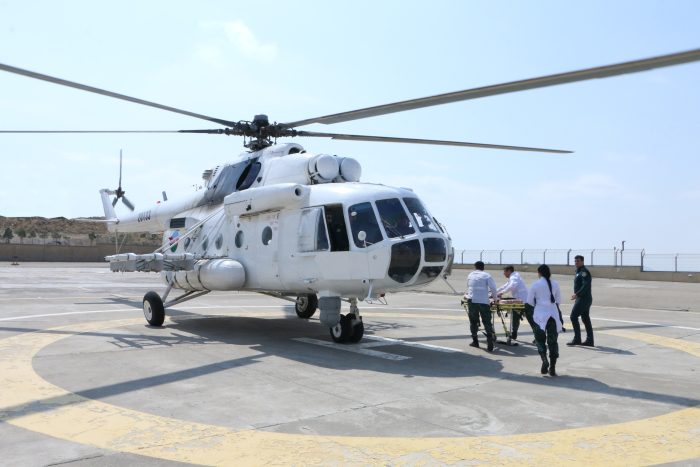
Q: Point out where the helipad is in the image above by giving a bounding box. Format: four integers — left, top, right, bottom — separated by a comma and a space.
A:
0, 263, 698, 465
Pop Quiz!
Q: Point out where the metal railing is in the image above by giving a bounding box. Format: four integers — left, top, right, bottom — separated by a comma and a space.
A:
453, 248, 699, 272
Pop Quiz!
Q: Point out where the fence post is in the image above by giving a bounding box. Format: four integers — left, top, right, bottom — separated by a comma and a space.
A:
543, 249, 547, 264
499, 249, 503, 265
480, 250, 484, 262
591, 249, 595, 266
521, 249, 524, 264
614, 247, 617, 267
567, 249, 571, 266
620, 250, 624, 267
641, 249, 645, 271
461, 250, 465, 264
675, 254, 678, 272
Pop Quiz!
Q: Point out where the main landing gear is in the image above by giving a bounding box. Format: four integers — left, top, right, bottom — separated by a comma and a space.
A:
142, 280, 210, 327
142, 291, 165, 326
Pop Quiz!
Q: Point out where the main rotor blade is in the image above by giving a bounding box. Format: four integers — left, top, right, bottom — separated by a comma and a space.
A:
0, 63, 239, 127
296, 130, 572, 154
0, 130, 184, 133
283, 48, 700, 127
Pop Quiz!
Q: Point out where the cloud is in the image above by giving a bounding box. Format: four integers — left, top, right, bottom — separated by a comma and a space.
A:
196, 20, 278, 64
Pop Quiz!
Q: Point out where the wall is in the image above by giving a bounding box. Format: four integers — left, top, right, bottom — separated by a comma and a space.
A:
0, 244, 157, 262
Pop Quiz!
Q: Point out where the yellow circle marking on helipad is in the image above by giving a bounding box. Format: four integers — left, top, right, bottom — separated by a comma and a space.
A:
1, 318, 699, 466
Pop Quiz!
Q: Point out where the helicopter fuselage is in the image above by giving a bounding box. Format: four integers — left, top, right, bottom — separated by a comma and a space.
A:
101, 143, 453, 301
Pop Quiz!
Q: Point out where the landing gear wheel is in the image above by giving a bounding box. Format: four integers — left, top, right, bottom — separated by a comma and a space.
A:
330, 314, 352, 343
143, 291, 165, 326
295, 294, 318, 319
347, 314, 364, 343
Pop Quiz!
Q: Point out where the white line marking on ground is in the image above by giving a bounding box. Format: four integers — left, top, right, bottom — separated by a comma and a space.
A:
293, 337, 411, 360
591, 317, 700, 331
364, 335, 463, 353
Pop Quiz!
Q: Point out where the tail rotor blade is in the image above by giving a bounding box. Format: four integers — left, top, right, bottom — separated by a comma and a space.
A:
122, 196, 135, 212
112, 197, 118, 207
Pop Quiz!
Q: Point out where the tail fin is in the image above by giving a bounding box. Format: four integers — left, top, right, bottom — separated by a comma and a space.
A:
99, 189, 118, 221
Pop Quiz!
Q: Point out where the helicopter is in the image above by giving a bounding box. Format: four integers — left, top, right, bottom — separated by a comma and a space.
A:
1, 48, 698, 343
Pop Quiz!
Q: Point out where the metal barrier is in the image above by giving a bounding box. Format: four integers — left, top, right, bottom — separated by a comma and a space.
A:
453, 248, 697, 272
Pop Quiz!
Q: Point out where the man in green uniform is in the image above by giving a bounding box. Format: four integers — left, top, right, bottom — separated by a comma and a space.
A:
466, 261, 498, 351
567, 255, 594, 346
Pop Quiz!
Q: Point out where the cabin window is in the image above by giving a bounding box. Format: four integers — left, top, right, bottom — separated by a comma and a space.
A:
262, 226, 273, 245
376, 198, 415, 238
235, 230, 244, 248
403, 198, 439, 233
348, 202, 383, 248
202, 237, 209, 253
324, 204, 350, 252
215, 234, 223, 250
298, 207, 329, 252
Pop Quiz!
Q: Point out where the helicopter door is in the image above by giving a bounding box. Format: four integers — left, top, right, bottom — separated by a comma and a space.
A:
240, 211, 283, 290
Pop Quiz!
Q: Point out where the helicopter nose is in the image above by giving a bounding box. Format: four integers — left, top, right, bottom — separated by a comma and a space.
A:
386, 235, 448, 284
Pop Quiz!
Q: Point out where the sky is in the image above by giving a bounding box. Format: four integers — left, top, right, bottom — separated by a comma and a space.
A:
0, 1, 699, 253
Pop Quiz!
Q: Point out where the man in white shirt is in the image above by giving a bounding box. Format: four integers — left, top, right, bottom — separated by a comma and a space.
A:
466, 261, 498, 351
496, 265, 534, 340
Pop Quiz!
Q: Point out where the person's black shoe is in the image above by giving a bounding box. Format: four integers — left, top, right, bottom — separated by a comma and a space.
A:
487, 334, 494, 352
539, 352, 549, 374
566, 339, 582, 346
469, 339, 480, 348
561, 327, 567, 333
511, 332, 518, 341
549, 357, 557, 376
581, 340, 595, 347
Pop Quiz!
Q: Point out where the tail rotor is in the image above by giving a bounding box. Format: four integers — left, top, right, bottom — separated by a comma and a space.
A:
111, 149, 135, 211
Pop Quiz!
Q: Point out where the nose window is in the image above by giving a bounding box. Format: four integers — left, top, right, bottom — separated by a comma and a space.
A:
423, 238, 446, 262
388, 240, 421, 283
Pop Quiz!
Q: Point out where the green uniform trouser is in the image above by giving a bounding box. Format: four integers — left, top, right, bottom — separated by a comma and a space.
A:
467, 301, 494, 339
514, 303, 535, 336
571, 295, 593, 341
533, 316, 559, 358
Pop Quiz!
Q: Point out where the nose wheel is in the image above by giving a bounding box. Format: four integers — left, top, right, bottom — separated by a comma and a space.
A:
329, 298, 364, 343
295, 293, 318, 319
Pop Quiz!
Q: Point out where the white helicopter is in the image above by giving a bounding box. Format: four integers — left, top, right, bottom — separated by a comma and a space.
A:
1, 48, 698, 343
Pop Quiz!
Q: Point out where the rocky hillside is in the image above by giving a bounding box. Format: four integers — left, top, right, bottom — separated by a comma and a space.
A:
0, 216, 160, 246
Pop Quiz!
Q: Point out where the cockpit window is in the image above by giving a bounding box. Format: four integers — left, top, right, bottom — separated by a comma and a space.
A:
376, 198, 415, 238
348, 202, 383, 248
403, 198, 439, 233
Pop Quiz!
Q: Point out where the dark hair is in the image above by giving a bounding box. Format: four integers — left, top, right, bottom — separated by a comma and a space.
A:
537, 264, 556, 303
474, 261, 485, 270
574, 255, 584, 262
503, 265, 514, 273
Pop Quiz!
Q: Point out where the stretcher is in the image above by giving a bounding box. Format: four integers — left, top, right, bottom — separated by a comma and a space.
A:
460, 296, 525, 347
490, 299, 526, 346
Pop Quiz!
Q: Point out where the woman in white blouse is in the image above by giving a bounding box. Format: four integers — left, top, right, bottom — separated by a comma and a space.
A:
526, 264, 562, 376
